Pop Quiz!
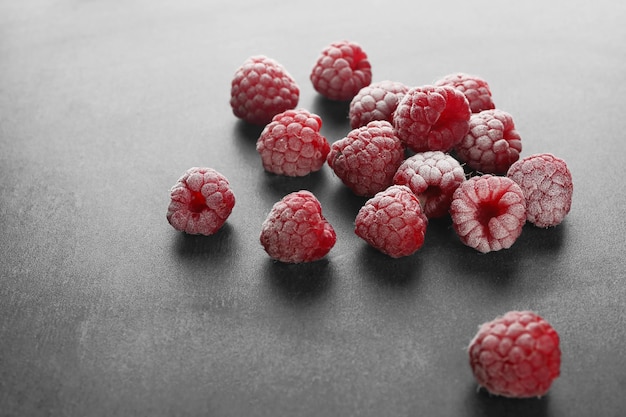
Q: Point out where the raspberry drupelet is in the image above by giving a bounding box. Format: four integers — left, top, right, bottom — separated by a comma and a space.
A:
434, 73, 495, 113
507, 153, 573, 227
393, 151, 466, 218
230, 55, 299, 125
355, 185, 428, 258
449, 175, 526, 253
393, 85, 471, 153
469, 311, 561, 398
310, 40, 372, 101
455, 109, 522, 175
327, 120, 405, 197
349, 80, 410, 129
260, 190, 336, 263
166, 167, 235, 235
256, 109, 330, 177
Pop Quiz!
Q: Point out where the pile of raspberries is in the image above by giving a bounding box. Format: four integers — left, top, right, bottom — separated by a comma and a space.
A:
167, 40, 570, 398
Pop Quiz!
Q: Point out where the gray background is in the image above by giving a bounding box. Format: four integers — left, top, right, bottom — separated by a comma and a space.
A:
1, 1, 625, 416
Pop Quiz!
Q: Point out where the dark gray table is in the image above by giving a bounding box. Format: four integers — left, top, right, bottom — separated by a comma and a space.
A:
2, 1, 625, 416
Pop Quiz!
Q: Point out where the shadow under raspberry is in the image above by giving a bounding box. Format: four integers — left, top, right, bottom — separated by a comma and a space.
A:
262, 258, 333, 306
356, 244, 423, 289
466, 383, 550, 417
261, 169, 330, 205
515, 222, 567, 253
171, 222, 237, 263
311, 95, 351, 139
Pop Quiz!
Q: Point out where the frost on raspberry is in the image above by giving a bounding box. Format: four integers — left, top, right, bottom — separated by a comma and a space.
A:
455, 109, 522, 175
450, 175, 526, 253
310, 40, 372, 101
327, 120, 405, 197
507, 153, 573, 228
393, 151, 466, 218
230, 55, 300, 125
434, 73, 495, 113
349, 80, 410, 129
166, 167, 235, 236
393, 85, 471, 153
256, 109, 330, 176
469, 311, 561, 398
355, 185, 428, 258
260, 190, 336, 263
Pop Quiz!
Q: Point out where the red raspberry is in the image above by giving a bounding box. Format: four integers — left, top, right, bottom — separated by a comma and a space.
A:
230, 55, 299, 125
450, 175, 526, 253
393, 151, 466, 218
468, 311, 561, 398
507, 153, 573, 227
260, 190, 336, 263
166, 167, 235, 236
355, 185, 428, 258
455, 109, 522, 175
310, 40, 372, 101
393, 85, 471, 153
349, 80, 410, 129
327, 121, 405, 197
434, 73, 495, 113
256, 109, 330, 176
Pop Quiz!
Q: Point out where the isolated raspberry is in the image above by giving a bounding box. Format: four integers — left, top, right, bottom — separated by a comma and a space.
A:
260, 190, 336, 263
349, 80, 410, 129
256, 109, 330, 176
434, 73, 495, 113
230, 55, 299, 125
355, 185, 428, 258
507, 153, 573, 227
450, 175, 526, 253
468, 311, 561, 398
166, 167, 235, 235
310, 40, 372, 101
327, 121, 405, 197
455, 109, 522, 175
393, 151, 466, 218
393, 85, 471, 153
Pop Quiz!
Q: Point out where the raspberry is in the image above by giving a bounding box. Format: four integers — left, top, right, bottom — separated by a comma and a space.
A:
166, 167, 235, 236
327, 121, 405, 197
455, 109, 522, 175
310, 40, 372, 101
393, 85, 471, 153
355, 185, 428, 258
449, 175, 526, 253
349, 80, 410, 129
230, 55, 299, 125
468, 311, 561, 398
434, 73, 495, 113
507, 153, 573, 227
260, 190, 336, 263
393, 151, 466, 218
256, 109, 330, 176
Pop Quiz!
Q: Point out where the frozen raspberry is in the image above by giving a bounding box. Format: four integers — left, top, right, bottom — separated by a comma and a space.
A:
230, 55, 299, 125
355, 185, 428, 258
455, 109, 522, 175
393, 85, 471, 153
310, 40, 372, 101
260, 190, 336, 263
349, 80, 410, 129
450, 175, 526, 253
434, 73, 495, 113
507, 153, 573, 227
469, 311, 561, 398
166, 167, 235, 236
256, 109, 330, 176
393, 151, 466, 218
327, 120, 405, 197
